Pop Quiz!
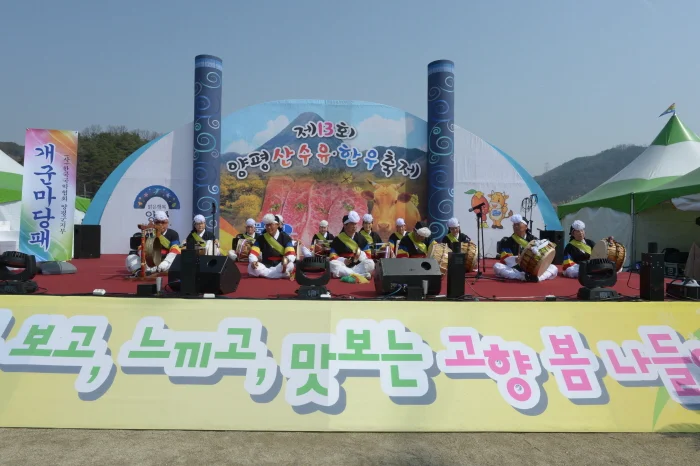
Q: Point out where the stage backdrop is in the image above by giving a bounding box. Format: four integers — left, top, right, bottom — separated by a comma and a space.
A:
84, 100, 560, 255
19, 129, 78, 261
0, 296, 698, 432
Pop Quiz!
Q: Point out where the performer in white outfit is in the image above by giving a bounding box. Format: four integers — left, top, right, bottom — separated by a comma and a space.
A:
228, 218, 258, 261
328, 211, 375, 279
248, 214, 296, 279
493, 214, 558, 282
125, 211, 181, 275
185, 214, 220, 255
562, 220, 596, 279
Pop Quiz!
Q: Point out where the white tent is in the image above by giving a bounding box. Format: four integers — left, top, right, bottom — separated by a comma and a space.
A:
0, 149, 87, 253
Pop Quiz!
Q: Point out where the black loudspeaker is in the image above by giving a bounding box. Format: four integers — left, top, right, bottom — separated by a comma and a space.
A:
446, 253, 466, 298
374, 258, 442, 295
640, 253, 664, 301
168, 255, 241, 295
74, 225, 101, 259
539, 230, 564, 265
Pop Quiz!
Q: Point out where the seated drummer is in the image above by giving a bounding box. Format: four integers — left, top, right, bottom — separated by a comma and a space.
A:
388, 218, 407, 248
125, 210, 181, 275
312, 220, 335, 244
441, 217, 471, 244
562, 220, 596, 279
328, 211, 375, 279
397, 222, 435, 258
229, 218, 258, 260
360, 214, 383, 248
493, 214, 558, 282
186, 214, 220, 255
248, 214, 296, 279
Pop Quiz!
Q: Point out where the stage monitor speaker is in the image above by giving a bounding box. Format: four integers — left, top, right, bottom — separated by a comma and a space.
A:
168, 255, 241, 295
539, 230, 564, 265
446, 252, 466, 298
640, 253, 664, 301
374, 258, 442, 296
74, 225, 101, 259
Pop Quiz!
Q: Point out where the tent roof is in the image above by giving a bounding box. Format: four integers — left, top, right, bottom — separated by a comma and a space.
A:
635, 164, 700, 211
558, 115, 700, 217
0, 149, 23, 175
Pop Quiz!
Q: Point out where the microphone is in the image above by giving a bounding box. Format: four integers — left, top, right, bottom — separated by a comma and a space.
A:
469, 202, 486, 212
212, 202, 216, 215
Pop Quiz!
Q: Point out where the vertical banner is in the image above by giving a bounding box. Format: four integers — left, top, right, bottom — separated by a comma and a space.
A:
427, 60, 455, 239
19, 129, 78, 261
193, 54, 223, 232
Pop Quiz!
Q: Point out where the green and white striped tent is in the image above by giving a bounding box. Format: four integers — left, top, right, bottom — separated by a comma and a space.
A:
558, 114, 700, 263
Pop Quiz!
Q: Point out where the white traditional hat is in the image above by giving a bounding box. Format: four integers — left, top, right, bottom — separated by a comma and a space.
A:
510, 214, 526, 225
193, 214, 205, 224
343, 211, 361, 224
154, 211, 168, 222
447, 217, 459, 228
363, 213, 373, 223
396, 218, 405, 226
572, 220, 585, 231
277, 214, 284, 224
319, 220, 329, 227
262, 214, 279, 225
416, 227, 432, 238
245, 218, 256, 227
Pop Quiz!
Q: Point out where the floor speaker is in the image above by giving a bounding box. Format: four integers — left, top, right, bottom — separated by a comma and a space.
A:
539, 230, 564, 265
446, 252, 466, 298
374, 258, 442, 295
168, 255, 241, 295
640, 253, 664, 301
74, 225, 101, 259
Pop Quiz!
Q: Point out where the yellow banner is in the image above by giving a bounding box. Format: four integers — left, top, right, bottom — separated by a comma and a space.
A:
0, 296, 698, 432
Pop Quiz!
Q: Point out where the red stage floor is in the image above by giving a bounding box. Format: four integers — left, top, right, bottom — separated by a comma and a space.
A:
28, 255, 655, 301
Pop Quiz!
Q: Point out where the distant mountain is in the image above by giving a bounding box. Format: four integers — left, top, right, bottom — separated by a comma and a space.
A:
534, 144, 647, 205
0, 142, 24, 163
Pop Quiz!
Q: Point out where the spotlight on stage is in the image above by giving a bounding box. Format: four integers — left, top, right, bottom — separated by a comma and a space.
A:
577, 259, 620, 301
295, 256, 331, 299
0, 251, 39, 294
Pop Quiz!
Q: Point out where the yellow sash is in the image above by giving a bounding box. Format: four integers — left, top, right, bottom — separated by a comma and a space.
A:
263, 232, 285, 256
243, 234, 256, 241
395, 232, 404, 240
315, 233, 326, 242
409, 232, 427, 254
158, 234, 171, 249
192, 232, 205, 245
569, 239, 591, 255
446, 233, 458, 243
360, 230, 374, 244
512, 234, 529, 249
338, 232, 359, 253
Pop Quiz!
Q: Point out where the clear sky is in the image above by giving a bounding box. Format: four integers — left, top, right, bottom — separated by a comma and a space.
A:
1, 0, 698, 175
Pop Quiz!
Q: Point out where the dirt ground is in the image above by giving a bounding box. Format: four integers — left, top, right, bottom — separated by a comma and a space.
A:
0, 429, 697, 465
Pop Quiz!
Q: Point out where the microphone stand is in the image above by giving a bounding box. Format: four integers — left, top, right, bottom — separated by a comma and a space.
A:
472, 206, 485, 282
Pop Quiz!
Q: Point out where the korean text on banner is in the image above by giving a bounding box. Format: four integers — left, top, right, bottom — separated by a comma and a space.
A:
19, 129, 79, 261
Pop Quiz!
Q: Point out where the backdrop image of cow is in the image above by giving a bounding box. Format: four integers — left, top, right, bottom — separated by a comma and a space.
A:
362, 179, 423, 239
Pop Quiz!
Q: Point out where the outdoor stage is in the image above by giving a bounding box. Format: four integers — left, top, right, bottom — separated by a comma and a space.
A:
30, 255, 654, 301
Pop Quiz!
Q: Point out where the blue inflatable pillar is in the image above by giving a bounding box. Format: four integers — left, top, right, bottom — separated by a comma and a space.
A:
193, 55, 223, 233
426, 60, 455, 239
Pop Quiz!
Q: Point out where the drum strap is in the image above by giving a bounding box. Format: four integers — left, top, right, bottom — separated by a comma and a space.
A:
511, 234, 529, 249
338, 232, 359, 253
360, 230, 374, 244
409, 232, 428, 254
569, 239, 591, 255
263, 233, 285, 256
